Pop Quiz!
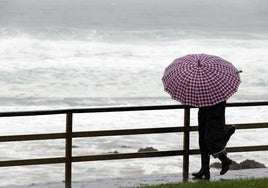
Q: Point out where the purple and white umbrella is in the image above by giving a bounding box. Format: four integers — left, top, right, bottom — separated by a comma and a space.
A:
162, 54, 241, 107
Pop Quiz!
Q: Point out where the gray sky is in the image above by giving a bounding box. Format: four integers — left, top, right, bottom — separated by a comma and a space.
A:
0, 0, 267, 31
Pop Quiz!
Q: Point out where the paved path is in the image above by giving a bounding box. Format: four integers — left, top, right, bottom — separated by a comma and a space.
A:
1, 168, 268, 188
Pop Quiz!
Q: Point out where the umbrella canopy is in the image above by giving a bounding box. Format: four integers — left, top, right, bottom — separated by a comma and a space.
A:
162, 54, 241, 107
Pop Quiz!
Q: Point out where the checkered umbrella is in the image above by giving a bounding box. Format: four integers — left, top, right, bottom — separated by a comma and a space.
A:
162, 54, 241, 107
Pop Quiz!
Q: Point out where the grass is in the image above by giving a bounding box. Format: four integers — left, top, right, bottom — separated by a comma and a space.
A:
141, 178, 268, 188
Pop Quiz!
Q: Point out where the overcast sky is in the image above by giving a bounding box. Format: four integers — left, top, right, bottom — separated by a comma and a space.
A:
0, 0, 267, 33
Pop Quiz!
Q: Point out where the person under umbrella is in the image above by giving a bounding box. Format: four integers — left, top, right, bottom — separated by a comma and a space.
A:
162, 54, 241, 179
193, 100, 236, 179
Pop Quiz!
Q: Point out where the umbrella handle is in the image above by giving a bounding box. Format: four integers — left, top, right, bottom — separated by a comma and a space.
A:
237, 70, 243, 73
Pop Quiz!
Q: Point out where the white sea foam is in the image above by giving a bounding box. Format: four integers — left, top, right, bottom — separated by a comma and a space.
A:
0, 35, 267, 101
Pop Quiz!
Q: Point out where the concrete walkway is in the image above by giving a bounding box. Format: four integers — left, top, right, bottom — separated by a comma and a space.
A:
1, 168, 268, 188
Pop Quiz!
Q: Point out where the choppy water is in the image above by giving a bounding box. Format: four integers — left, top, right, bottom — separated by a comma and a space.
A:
0, 0, 267, 186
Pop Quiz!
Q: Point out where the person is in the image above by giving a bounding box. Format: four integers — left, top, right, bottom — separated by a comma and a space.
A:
192, 100, 236, 180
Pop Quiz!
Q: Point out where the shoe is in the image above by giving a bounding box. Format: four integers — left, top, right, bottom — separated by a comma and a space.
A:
192, 153, 210, 179
218, 154, 232, 175
220, 158, 232, 175
192, 168, 210, 179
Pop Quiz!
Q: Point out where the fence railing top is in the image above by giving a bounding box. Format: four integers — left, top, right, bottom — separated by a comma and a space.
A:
0, 101, 267, 117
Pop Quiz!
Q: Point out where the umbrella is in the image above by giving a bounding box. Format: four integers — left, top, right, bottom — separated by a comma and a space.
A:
162, 54, 241, 107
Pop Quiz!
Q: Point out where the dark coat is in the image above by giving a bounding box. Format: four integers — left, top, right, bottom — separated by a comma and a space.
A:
198, 101, 229, 157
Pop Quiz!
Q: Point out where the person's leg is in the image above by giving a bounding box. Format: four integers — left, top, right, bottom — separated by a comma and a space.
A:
205, 101, 233, 175
192, 108, 210, 179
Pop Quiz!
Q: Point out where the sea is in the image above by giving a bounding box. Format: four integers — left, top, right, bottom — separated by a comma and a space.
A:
0, 0, 268, 186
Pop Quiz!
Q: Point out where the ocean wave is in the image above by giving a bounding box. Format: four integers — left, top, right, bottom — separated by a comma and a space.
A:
0, 34, 267, 102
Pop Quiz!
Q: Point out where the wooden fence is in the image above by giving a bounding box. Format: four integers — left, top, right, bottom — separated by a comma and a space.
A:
0, 101, 268, 188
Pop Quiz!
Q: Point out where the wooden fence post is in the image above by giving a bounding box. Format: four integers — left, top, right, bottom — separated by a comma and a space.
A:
65, 113, 73, 188
183, 107, 190, 182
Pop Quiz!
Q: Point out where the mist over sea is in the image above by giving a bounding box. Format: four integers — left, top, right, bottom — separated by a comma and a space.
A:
0, 0, 267, 186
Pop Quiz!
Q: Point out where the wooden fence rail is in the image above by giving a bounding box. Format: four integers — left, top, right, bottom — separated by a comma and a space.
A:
0, 101, 268, 188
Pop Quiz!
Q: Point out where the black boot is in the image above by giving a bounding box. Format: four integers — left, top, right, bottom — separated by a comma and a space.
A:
225, 125, 236, 143
192, 153, 210, 179
218, 153, 232, 175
